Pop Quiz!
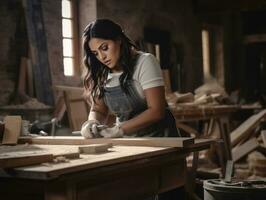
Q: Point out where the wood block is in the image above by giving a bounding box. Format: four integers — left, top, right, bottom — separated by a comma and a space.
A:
230, 109, 266, 147
2, 116, 22, 145
232, 138, 260, 162
79, 143, 113, 154
0, 144, 80, 168
0, 152, 53, 168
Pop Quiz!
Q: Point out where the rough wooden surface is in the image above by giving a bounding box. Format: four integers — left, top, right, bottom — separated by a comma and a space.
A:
0, 145, 179, 179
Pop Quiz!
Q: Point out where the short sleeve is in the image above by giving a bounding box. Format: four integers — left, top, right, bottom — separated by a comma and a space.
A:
134, 53, 164, 90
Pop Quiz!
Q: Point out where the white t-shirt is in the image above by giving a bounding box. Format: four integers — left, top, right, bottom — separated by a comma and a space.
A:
105, 52, 164, 98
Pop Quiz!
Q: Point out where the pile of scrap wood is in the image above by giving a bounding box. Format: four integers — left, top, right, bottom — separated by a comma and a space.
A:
166, 78, 231, 109
231, 109, 266, 179
186, 109, 266, 179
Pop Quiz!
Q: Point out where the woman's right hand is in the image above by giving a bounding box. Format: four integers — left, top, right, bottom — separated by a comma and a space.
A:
80, 119, 100, 138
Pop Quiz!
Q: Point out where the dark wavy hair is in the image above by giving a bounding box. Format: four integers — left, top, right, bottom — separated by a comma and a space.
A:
82, 19, 137, 102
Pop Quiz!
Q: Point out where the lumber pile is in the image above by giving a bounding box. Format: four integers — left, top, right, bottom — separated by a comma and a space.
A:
166, 78, 231, 109
230, 109, 266, 179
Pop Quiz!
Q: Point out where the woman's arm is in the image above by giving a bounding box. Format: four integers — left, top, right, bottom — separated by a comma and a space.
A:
120, 86, 166, 134
88, 97, 109, 124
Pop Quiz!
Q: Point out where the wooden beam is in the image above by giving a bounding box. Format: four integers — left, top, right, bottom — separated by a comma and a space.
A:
0, 152, 53, 168
0, 144, 80, 168
23, 0, 54, 105
232, 138, 259, 162
230, 109, 266, 146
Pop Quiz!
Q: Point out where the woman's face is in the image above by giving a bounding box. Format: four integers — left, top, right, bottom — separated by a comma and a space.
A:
89, 38, 122, 72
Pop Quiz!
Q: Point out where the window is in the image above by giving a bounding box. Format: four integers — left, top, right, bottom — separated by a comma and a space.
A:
62, 0, 78, 76
202, 26, 225, 85
202, 29, 211, 81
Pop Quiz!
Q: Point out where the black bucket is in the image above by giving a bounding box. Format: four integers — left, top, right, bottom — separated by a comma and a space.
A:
204, 179, 266, 200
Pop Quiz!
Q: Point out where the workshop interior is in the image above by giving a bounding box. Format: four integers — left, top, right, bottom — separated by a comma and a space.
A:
0, 0, 266, 200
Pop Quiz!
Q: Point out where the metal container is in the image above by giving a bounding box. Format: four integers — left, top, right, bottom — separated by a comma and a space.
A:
204, 179, 266, 200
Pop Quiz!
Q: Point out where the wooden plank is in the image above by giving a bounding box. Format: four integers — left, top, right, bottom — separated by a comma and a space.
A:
18, 136, 194, 147
175, 122, 200, 136
2, 116, 22, 145
114, 137, 194, 147
0, 152, 53, 168
23, 0, 53, 105
63, 90, 88, 131
79, 143, 113, 154
0, 144, 80, 168
232, 138, 260, 162
188, 138, 218, 149
230, 109, 266, 146
54, 85, 89, 131
171, 105, 239, 121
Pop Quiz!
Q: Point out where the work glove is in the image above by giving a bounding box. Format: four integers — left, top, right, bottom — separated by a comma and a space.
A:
99, 125, 124, 138
80, 119, 100, 138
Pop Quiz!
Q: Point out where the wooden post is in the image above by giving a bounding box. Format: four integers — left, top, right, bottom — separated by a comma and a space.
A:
22, 0, 54, 105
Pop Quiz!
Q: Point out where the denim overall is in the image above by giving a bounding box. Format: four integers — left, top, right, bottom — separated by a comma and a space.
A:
104, 80, 180, 137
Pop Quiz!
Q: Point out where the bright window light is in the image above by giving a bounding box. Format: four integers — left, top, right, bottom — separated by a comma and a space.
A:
64, 58, 74, 76
202, 29, 210, 80
63, 39, 73, 57
62, 19, 72, 38
62, 0, 71, 18
62, 0, 74, 76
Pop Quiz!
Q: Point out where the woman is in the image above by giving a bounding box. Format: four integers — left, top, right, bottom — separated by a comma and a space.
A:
81, 19, 180, 139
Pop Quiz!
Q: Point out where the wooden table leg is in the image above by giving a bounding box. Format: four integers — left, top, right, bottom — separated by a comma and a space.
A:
185, 151, 201, 200
45, 180, 76, 200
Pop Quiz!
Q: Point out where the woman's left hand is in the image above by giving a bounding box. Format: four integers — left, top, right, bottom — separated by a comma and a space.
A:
99, 125, 124, 138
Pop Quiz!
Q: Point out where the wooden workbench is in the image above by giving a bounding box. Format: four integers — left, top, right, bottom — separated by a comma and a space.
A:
171, 105, 240, 175
171, 105, 239, 122
0, 137, 214, 200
